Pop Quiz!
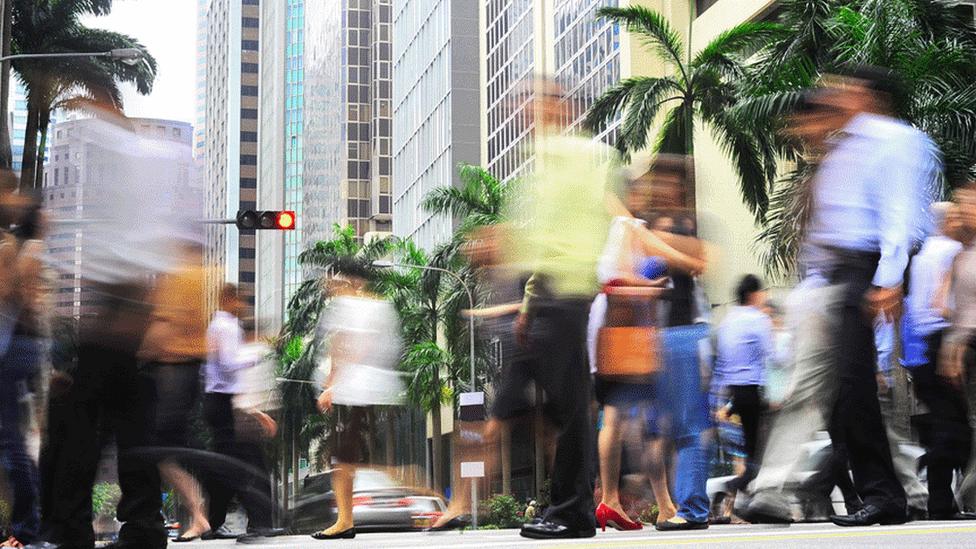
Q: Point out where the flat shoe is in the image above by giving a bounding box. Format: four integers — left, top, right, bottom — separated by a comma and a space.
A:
655, 517, 709, 531
311, 527, 356, 540
426, 515, 471, 532
173, 531, 208, 542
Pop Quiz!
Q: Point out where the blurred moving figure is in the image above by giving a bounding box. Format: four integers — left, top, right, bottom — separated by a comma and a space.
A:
713, 275, 772, 499
137, 240, 210, 541
587, 170, 679, 532
202, 284, 280, 543
742, 66, 938, 527
0, 192, 48, 548
503, 81, 704, 540
37, 104, 195, 549
311, 274, 403, 540
932, 188, 976, 518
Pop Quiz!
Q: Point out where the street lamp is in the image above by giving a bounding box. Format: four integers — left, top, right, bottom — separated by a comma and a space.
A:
372, 259, 481, 528
0, 48, 144, 66
372, 259, 476, 392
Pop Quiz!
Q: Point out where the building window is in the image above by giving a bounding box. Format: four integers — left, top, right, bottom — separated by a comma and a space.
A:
242, 17, 259, 28
240, 154, 257, 165
242, 40, 259, 51
242, 85, 258, 96
241, 108, 258, 119
240, 131, 257, 142
696, 0, 719, 16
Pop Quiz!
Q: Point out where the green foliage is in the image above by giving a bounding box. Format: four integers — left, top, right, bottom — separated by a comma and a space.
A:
748, 0, 976, 277
10, 0, 157, 191
586, 5, 786, 219
91, 482, 121, 519
479, 494, 525, 529
637, 504, 660, 524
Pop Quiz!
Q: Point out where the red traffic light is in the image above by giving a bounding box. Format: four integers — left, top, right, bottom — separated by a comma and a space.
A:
235, 210, 297, 230
276, 211, 295, 230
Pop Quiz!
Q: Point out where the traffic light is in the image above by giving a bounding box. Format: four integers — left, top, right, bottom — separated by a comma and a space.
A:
235, 210, 296, 230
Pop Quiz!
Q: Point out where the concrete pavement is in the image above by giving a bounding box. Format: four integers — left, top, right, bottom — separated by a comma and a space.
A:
175, 520, 976, 548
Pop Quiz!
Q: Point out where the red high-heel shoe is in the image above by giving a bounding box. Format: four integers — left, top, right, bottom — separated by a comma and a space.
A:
595, 502, 643, 531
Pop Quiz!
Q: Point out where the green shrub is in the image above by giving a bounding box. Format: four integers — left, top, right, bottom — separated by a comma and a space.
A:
479, 494, 524, 529
637, 504, 659, 524
92, 482, 122, 519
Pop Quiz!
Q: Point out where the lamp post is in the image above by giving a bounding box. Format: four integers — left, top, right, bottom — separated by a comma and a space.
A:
372, 259, 479, 528
372, 259, 476, 391
0, 48, 144, 65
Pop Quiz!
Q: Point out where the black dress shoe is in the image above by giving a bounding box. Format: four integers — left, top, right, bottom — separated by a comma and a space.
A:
311, 527, 356, 540
829, 504, 907, 527
520, 520, 596, 539
930, 511, 976, 521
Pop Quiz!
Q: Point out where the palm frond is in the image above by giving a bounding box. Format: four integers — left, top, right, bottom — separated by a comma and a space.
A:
618, 77, 684, 154
693, 21, 786, 72
597, 6, 687, 81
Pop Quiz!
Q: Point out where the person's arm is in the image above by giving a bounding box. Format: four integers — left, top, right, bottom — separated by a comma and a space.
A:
933, 258, 956, 320
605, 192, 707, 275
873, 135, 933, 290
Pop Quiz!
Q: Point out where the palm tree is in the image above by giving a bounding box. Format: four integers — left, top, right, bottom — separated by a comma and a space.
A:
11, 0, 157, 192
744, 0, 976, 277
584, 5, 785, 219
421, 164, 507, 237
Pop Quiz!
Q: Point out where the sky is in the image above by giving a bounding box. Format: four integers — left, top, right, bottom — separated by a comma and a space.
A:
82, 0, 197, 125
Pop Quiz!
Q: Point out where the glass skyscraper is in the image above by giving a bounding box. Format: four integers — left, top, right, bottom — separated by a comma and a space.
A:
284, 0, 304, 300
304, 0, 393, 249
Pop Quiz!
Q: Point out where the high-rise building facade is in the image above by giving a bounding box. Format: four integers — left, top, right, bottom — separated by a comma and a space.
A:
204, 0, 261, 326
304, 0, 394, 249
482, 0, 686, 182
392, 0, 481, 250
283, 0, 305, 299
9, 79, 58, 175
43, 118, 193, 319
483, 0, 537, 183
195, 0, 208, 163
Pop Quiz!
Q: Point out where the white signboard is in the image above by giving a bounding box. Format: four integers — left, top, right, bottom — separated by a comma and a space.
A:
460, 461, 485, 478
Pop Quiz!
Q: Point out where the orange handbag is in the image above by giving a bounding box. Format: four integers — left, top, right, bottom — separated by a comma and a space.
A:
596, 286, 663, 381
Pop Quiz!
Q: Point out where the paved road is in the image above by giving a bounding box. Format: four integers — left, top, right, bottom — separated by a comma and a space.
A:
175, 520, 976, 548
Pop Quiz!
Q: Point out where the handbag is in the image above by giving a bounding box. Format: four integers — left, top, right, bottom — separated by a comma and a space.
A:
596, 286, 663, 382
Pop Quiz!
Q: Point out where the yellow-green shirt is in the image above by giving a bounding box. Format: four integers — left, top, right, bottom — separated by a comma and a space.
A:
507, 132, 619, 306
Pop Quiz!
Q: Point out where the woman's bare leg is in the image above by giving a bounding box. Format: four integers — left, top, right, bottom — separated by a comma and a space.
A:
598, 405, 628, 515
159, 460, 210, 537
318, 464, 355, 535
645, 438, 677, 523
431, 419, 505, 528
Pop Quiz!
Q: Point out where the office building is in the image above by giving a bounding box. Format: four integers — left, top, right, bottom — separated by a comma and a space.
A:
204, 0, 261, 327
43, 118, 193, 319
8, 79, 58, 175
304, 0, 394, 249
483, 1, 689, 183
392, 0, 480, 250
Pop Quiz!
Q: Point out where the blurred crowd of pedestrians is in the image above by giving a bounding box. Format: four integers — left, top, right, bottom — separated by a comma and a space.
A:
3, 63, 976, 548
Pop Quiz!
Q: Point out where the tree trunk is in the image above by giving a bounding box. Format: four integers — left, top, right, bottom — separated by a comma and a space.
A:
34, 108, 50, 189
0, 0, 13, 172
18, 104, 39, 194
533, 385, 545, 500
431, 401, 443, 493
384, 409, 395, 466
291, 429, 300, 500
501, 424, 512, 496
280, 429, 290, 515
